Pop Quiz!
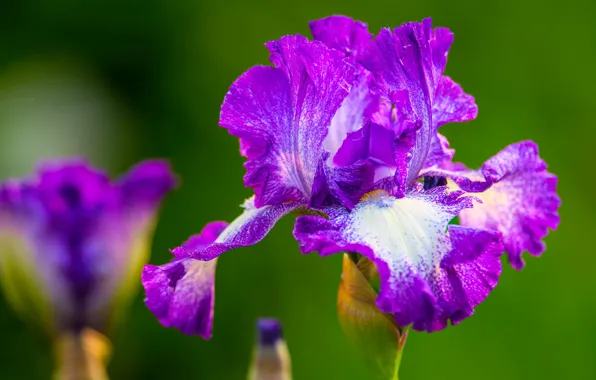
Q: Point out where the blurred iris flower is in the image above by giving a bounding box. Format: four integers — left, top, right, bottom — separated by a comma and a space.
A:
0, 159, 175, 376
142, 16, 559, 339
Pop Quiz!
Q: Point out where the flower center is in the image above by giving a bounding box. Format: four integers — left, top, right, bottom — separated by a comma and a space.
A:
59, 184, 82, 208
422, 176, 447, 191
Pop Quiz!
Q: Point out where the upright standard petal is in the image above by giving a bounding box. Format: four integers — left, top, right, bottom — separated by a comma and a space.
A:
294, 189, 503, 331
309, 15, 373, 57
360, 19, 454, 183
220, 35, 357, 207
424, 76, 478, 168
142, 222, 227, 338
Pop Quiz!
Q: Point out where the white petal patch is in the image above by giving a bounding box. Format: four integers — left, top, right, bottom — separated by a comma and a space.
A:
323, 74, 372, 163
213, 197, 260, 244
340, 192, 457, 285
194, 196, 300, 261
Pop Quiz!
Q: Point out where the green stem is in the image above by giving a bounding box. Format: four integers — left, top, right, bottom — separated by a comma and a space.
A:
392, 327, 410, 380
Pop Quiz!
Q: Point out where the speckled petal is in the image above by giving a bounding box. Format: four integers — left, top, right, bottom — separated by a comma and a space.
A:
310, 153, 375, 209
360, 19, 454, 184
323, 71, 377, 165
424, 76, 478, 168
454, 142, 559, 269
309, 15, 373, 56
142, 222, 227, 338
294, 189, 503, 331
220, 35, 357, 207
182, 196, 301, 261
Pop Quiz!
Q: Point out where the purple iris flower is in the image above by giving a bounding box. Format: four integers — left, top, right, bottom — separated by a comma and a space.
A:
0, 159, 176, 334
142, 16, 560, 336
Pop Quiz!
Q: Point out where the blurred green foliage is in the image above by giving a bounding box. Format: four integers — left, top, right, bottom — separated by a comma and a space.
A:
0, 0, 594, 378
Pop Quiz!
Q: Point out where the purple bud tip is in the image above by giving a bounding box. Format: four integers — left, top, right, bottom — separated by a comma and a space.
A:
257, 318, 283, 346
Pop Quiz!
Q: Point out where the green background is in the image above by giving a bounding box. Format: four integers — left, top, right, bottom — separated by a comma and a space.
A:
0, 0, 593, 378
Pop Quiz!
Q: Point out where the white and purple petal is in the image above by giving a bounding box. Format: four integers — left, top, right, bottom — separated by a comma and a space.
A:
442, 142, 559, 269
220, 35, 357, 207
142, 222, 227, 338
187, 196, 301, 261
323, 72, 377, 165
294, 189, 503, 331
142, 196, 299, 337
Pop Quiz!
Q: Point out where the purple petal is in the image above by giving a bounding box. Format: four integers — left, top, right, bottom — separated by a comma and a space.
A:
220, 35, 357, 207
424, 133, 455, 170
324, 71, 377, 164
430, 226, 502, 331
181, 197, 300, 261
424, 76, 478, 168
294, 189, 503, 331
331, 87, 421, 196
117, 160, 177, 209
143, 256, 217, 338
142, 222, 227, 338
360, 19, 454, 184
309, 15, 373, 57
310, 153, 375, 210
457, 142, 560, 269
334, 122, 396, 169
432, 76, 478, 128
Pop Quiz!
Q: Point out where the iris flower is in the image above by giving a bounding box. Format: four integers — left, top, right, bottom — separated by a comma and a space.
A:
143, 16, 559, 337
0, 160, 176, 335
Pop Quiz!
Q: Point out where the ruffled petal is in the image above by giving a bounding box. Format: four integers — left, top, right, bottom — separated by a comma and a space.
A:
220, 35, 357, 207
294, 189, 503, 331
142, 222, 227, 338
360, 18, 454, 184
424, 76, 478, 168
183, 196, 300, 261
432, 76, 478, 128
447, 142, 559, 269
309, 15, 373, 57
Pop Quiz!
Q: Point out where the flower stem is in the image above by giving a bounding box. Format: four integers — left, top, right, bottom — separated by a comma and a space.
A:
53, 328, 111, 380
392, 327, 409, 380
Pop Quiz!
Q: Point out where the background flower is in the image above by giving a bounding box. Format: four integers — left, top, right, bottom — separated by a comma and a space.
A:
0, 160, 176, 335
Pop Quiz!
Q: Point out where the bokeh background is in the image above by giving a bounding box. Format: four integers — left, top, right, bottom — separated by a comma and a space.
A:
0, 0, 593, 378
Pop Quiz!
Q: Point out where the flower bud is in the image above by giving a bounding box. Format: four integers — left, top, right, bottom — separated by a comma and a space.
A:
248, 318, 292, 380
337, 253, 408, 379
